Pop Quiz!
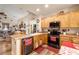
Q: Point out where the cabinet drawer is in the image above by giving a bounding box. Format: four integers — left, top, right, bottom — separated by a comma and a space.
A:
60, 37, 70, 42
72, 37, 79, 44
60, 36, 72, 45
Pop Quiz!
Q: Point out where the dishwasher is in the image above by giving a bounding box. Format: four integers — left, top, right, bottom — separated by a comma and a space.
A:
21, 37, 33, 55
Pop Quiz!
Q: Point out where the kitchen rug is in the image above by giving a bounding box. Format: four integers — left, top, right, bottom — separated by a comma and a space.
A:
58, 46, 79, 55
31, 45, 58, 55
34, 46, 45, 53
39, 49, 56, 55
62, 41, 75, 48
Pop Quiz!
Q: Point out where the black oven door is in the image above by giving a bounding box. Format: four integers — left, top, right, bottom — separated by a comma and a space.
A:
48, 35, 60, 49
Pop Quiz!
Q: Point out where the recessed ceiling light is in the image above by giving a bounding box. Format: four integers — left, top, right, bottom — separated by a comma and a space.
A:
36, 8, 40, 11
45, 4, 48, 8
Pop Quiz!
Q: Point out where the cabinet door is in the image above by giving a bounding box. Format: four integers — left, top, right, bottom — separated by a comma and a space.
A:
60, 36, 71, 45
72, 37, 79, 44
43, 34, 48, 44
63, 14, 70, 27
38, 35, 43, 46
45, 19, 49, 28
70, 12, 79, 27
33, 36, 39, 49
76, 13, 79, 27
41, 19, 45, 28
58, 14, 69, 27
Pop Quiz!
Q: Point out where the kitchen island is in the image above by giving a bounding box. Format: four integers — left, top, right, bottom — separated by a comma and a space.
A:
11, 33, 48, 55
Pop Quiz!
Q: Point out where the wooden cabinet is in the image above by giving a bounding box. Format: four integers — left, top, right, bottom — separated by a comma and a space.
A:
60, 14, 70, 27
41, 11, 79, 28
43, 34, 48, 44
51, 14, 70, 27
33, 35, 39, 49
60, 35, 73, 45
41, 14, 70, 28
33, 35, 44, 49
38, 35, 44, 46
41, 19, 45, 28
60, 36, 69, 45
41, 18, 50, 28
71, 36, 79, 44
60, 35, 79, 45
33, 33, 48, 49
70, 12, 79, 27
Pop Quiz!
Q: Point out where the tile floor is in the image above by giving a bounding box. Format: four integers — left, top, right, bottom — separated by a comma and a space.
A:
30, 42, 79, 55
30, 45, 59, 55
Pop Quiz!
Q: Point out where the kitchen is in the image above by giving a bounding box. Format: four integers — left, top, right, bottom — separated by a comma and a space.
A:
0, 4, 79, 55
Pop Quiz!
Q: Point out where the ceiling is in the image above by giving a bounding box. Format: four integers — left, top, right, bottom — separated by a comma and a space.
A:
0, 4, 76, 21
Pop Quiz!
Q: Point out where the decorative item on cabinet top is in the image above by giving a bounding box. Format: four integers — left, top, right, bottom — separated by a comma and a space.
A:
57, 11, 65, 15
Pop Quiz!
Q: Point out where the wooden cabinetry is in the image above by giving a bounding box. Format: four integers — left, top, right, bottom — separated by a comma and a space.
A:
60, 36, 72, 45
41, 11, 79, 28
33, 35, 39, 49
49, 14, 70, 28
59, 14, 69, 27
70, 12, 79, 27
41, 19, 50, 28
71, 36, 79, 44
60, 35, 79, 45
41, 19, 45, 28
41, 14, 70, 28
43, 34, 48, 44
33, 33, 48, 49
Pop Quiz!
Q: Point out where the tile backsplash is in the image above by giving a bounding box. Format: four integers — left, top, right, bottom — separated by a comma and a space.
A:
60, 27, 79, 34
42, 27, 79, 34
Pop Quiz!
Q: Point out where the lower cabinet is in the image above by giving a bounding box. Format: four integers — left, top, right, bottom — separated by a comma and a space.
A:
43, 34, 48, 44
33, 34, 48, 49
33, 35, 39, 49
60, 35, 79, 45
60, 36, 72, 45
72, 37, 79, 44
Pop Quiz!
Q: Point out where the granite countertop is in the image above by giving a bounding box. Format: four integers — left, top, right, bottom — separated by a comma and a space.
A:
60, 34, 79, 38
11, 32, 48, 40
11, 32, 79, 40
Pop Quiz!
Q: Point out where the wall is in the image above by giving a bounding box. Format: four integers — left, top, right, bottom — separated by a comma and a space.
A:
17, 12, 41, 34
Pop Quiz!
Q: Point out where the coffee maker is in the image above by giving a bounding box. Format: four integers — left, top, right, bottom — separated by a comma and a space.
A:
48, 21, 60, 49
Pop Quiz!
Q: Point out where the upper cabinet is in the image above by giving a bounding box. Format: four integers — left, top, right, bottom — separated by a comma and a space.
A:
58, 14, 70, 27
41, 18, 50, 28
41, 19, 45, 28
69, 12, 79, 27
41, 14, 70, 28
41, 11, 79, 28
